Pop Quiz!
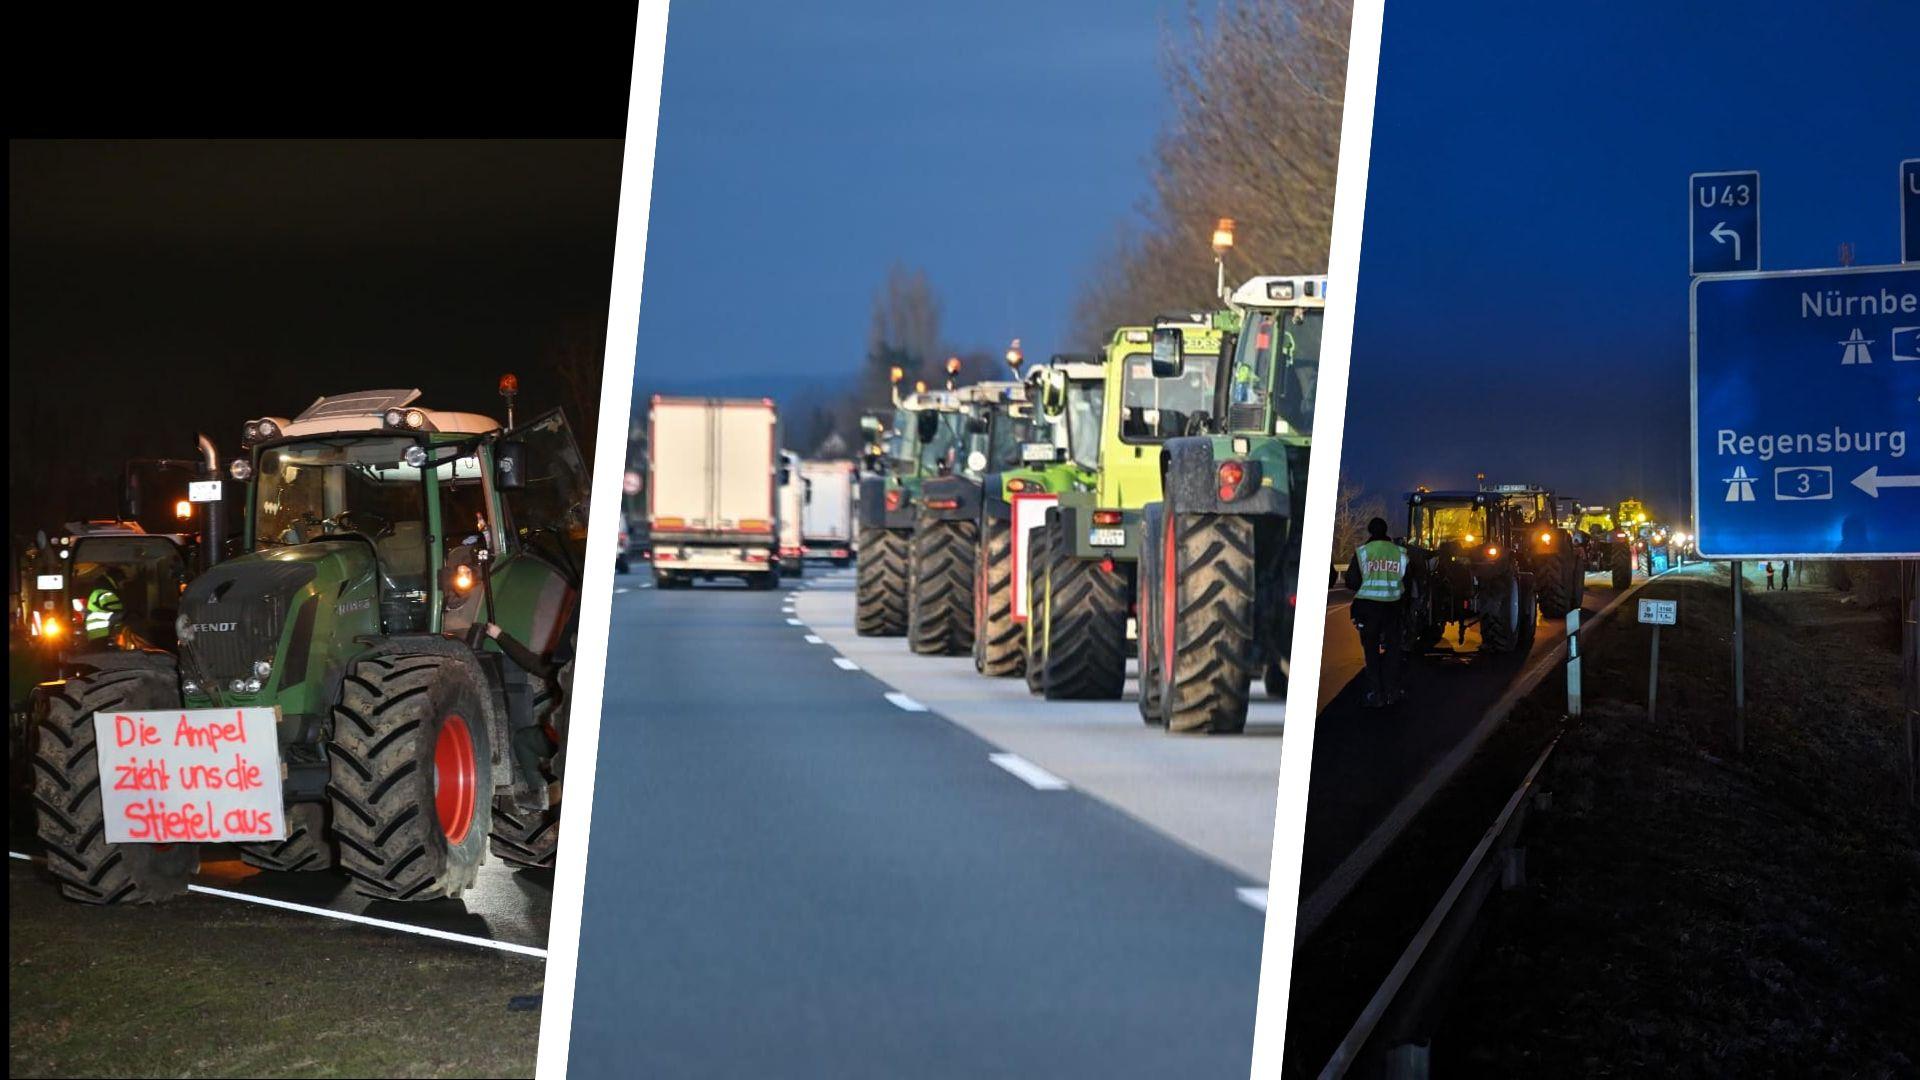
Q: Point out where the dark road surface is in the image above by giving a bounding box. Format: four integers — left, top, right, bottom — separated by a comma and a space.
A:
565, 574, 1263, 1078
1300, 571, 1631, 927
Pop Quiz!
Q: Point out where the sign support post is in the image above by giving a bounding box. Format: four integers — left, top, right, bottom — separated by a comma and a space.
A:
1638, 597, 1676, 723
1904, 559, 1917, 806
1730, 561, 1745, 755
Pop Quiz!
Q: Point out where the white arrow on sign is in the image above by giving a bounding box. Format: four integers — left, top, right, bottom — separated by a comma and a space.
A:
1851, 465, 1920, 497
1711, 221, 1742, 262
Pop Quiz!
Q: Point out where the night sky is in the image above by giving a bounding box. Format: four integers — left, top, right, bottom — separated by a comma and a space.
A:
9, 140, 624, 538
1343, 2, 1918, 522
633, 0, 1177, 405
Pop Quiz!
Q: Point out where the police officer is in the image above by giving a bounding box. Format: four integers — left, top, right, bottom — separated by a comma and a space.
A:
1343, 517, 1408, 707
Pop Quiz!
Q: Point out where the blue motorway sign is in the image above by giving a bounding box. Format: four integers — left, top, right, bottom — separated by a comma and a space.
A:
1904, 158, 1918, 263
1690, 171, 1760, 275
1692, 264, 1920, 559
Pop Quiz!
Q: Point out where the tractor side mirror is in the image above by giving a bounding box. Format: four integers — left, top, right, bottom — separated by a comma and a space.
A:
915, 410, 940, 443
1150, 326, 1185, 378
495, 441, 527, 490
1038, 369, 1068, 418
859, 415, 883, 436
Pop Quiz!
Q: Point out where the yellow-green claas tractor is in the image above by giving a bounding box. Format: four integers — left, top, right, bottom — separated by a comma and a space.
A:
1024, 317, 1226, 701
33, 385, 587, 904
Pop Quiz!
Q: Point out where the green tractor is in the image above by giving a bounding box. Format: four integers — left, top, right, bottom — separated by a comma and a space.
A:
33, 386, 587, 904
1402, 488, 1540, 655
1480, 483, 1586, 620
972, 355, 1104, 678
1137, 275, 1323, 733
1025, 318, 1226, 700
855, 370, 970, 638
907, 377, 1026, 657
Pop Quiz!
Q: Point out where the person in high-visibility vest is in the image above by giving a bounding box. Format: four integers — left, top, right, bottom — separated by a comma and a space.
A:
1342, 516, 1409, 707
83, 586, 125, 643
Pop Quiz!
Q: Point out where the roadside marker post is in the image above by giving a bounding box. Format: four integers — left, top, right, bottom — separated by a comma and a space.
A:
1565, 609, 1582, 718
1638, 598, 1678, 725
1730, 561, 1745, 754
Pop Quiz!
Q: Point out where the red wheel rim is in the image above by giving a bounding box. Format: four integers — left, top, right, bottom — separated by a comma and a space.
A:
433, 713, 477, 844
1161, 516, 1178, 675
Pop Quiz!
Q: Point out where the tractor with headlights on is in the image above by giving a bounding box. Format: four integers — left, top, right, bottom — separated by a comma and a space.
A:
33, 381, 587, 903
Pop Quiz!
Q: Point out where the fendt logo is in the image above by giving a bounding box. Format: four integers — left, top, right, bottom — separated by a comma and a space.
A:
175, 614, 238, 643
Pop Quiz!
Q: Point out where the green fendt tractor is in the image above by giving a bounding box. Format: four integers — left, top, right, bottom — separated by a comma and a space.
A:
1137, 275, 1323, 733
1480, 483, 1585, 620
33, 386, 587, 904
1026, 318, 1225, 700
855, 368, 969, 638
972, 354, 1104, 678
908, 377, 1026, 657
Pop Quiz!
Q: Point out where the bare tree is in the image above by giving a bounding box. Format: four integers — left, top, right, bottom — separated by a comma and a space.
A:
544, 318, 607, 469
865, 264, 944, 410
1075, 0, 1350, 340
1332, 477, 1388, 563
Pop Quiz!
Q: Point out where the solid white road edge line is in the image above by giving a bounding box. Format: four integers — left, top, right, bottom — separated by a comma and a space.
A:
884, 691, 928, 712
1237, 887, 1269, 912
987, 753, 1069, 791
832, 657, 860, 671
7, 850, 545, 959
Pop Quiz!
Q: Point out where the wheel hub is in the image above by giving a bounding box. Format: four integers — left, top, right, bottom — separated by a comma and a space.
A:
433, 713, 477, 844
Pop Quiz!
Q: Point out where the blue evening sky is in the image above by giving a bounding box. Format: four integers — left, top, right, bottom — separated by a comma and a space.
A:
633, 0, 1179, 404
1345, 2, 1917, 518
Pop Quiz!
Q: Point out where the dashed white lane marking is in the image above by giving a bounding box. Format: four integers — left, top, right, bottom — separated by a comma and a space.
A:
832, 657, 861, 671
785, 618, 804, 626
804, 634, 824, 644
988, 753, 1070, 791
1235, 887, 1268, 912
615, 587, 632, 594
884, 691, 928, 712
7, 850, 546, 959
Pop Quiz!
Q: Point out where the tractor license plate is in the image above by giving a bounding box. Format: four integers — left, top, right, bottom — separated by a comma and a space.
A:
1088, 527, 1125, 547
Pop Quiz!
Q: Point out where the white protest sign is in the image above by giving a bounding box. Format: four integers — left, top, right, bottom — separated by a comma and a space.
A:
94, 707, 286, 843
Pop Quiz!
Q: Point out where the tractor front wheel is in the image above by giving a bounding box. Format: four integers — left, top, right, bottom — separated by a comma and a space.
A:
329, 653, 493, 901
1036, 514, 1128, 700
1137, 505, 1166, 726
239, 802, 335, 873
974, 517, 1024, 676
490, 797, 559, 870
1479, 571, 1525, 654
1610, 544, 1634, 592
33, 665, 199, 903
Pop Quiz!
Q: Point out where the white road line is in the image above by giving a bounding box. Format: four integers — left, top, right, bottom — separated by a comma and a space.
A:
832, 657, 861, 671
1236, 887, 1268, 912
803, 634, 824, 644
7, 851, 545, 959
615, 587, 632, 594
988, 753, 1069, 791
785, 618, 804, 626
884, 692, 928, 712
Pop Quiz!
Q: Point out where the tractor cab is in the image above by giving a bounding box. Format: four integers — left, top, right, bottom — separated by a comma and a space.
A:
18, 522, 194, 654
1151, 275, 1327, 440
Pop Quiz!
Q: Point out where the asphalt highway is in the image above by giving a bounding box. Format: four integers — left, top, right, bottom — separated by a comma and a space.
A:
564, 567, 1266, 1078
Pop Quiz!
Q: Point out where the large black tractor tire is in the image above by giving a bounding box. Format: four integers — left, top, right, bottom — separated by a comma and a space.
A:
1036, 515, 1129, 700
974, 518, 1024, 677
1159, 514, 1257, 734
1479, 571, 1525, 654
1610, 544, 1634, 592
489, 798, 559, 870
909, 518, 978, 656
33, 666, 198, 904
329, 653, 494, 901
239, 802, 335, 873
1264, 659, 1288, 700
1137, 505, 1166, 726
1023, 522, 1052, 694
1533, 548, 1578, 619
856, 526, 909, 636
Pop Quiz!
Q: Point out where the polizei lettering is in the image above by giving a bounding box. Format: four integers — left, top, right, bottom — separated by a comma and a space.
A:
1799, 287, 1919, 318
1715, 426, 1908, 461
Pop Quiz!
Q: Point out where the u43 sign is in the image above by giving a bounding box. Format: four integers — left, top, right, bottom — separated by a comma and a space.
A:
1691, 263, 1920, 560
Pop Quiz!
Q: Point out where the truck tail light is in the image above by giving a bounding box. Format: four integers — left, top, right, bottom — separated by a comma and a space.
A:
885, 490, 904, 511
925, 498, 960, 510
1092, 510, 1123, 526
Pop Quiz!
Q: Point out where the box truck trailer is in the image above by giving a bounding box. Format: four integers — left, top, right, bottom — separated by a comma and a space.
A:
648, 396, 780, 589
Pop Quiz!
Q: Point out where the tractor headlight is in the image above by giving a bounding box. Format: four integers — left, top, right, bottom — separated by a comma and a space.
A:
255, 418, 279, 441
229, 679, 248, 694
245, 678, 263, 693
384, 408, 406, 427
253, 659, 273, 679
230, 458, 253, 481
404, 445, 428, 468
181, 679, 199, 695
404, 408, 427, 430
